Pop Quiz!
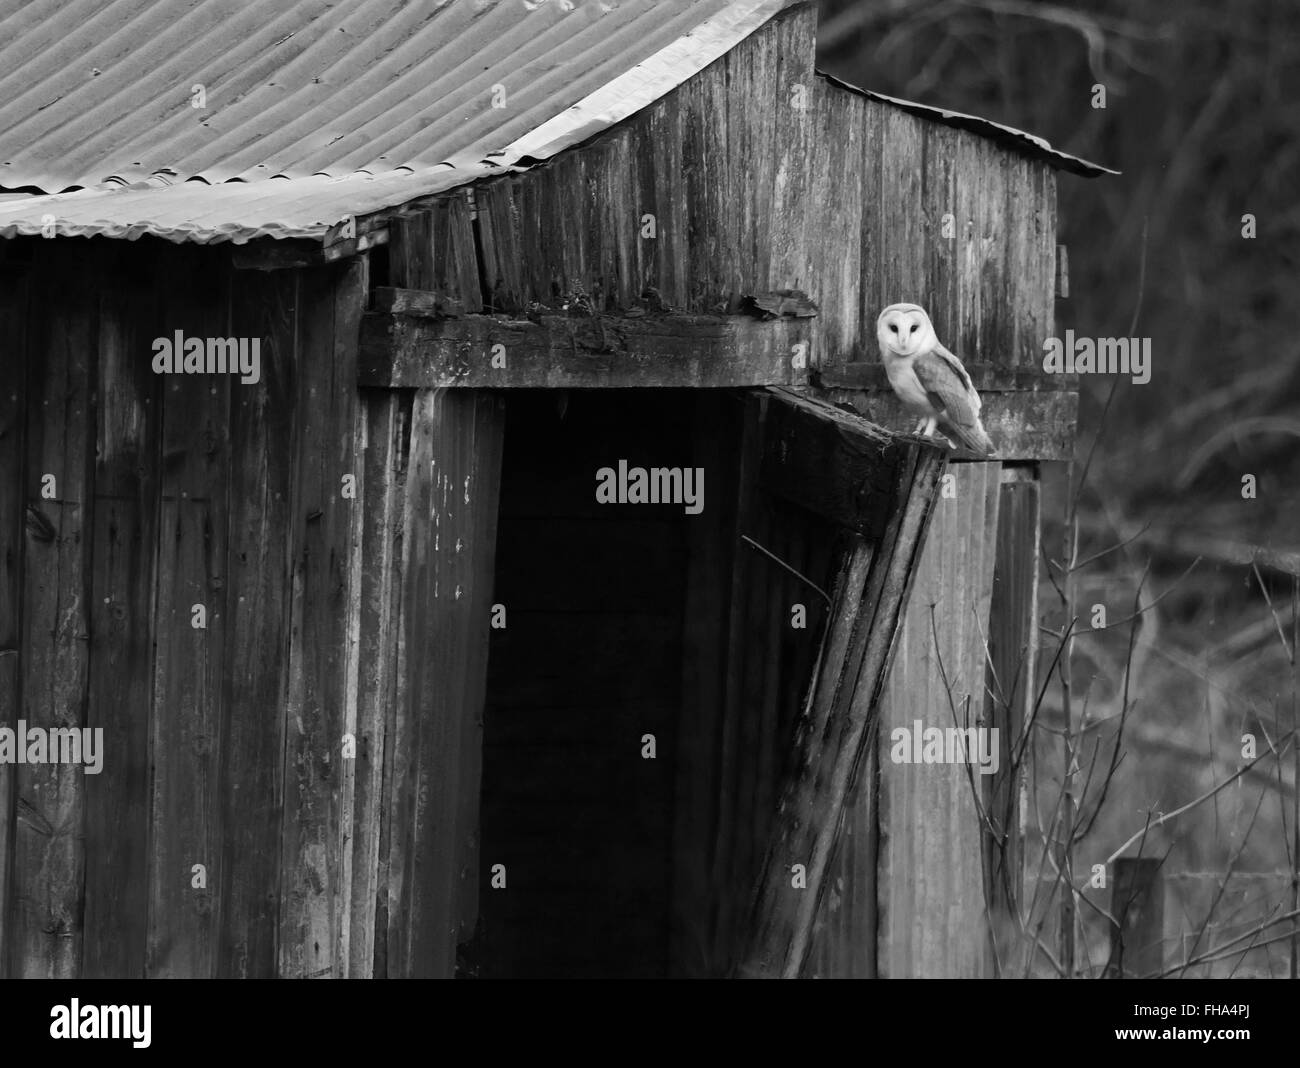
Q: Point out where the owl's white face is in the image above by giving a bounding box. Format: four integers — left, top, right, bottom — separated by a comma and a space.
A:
876, 304, 937, 357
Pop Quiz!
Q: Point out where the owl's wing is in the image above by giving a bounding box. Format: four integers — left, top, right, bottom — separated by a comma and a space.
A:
913, 345, 991, 453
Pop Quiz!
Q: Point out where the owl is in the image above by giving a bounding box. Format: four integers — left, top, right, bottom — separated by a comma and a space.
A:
876, 303, 994, 456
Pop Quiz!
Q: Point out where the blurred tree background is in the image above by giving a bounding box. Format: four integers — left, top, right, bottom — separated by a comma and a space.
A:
814, 0, 1300, 975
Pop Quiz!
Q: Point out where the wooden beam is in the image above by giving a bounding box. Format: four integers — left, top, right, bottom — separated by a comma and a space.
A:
818, 386, 1078, 463
358, 312, 811, 389
818, 361, 1077, 392
738, 438, 948, 978
760, 387, 903, 541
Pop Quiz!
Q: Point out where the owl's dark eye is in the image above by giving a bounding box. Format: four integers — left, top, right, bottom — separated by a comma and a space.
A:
910, 324, 918, 333
889, 324, 898, 333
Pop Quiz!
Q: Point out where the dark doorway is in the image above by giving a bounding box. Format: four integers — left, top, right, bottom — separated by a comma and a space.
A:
472, 390, 699, 978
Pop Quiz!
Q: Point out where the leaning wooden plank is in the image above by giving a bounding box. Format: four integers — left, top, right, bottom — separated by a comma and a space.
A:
148, 252, 229, 978
83, 250, 158, 979
760, 386, 900, 540
358, 314, 811, 389
0, 265, 27, 978
738, 441, 948, 978
14, 256, 94, 978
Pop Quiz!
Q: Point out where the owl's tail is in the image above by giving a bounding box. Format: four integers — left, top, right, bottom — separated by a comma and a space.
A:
942, 417, 995, 456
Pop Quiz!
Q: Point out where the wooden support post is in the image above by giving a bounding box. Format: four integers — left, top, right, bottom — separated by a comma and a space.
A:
1107, 857, 1165, 978
738, 439, 947, 978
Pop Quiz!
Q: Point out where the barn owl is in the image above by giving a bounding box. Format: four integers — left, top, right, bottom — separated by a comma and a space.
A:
876, 303, 994, 455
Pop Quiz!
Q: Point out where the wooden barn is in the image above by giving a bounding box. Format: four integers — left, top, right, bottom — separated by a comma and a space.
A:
0, 0, 1107, 978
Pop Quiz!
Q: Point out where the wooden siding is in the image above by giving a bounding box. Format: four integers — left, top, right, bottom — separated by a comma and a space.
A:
875, 461, 1002, 978
0, 238, 497, 978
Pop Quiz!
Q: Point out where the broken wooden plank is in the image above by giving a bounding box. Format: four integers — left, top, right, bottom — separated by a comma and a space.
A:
738, 434, 948, 978
759, 387, 900, 541
359, 313, 812, 389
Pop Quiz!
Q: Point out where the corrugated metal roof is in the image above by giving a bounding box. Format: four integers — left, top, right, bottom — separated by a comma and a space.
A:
0, 0, 797, 243
819, 72, 1116, 178
0, 0, 1111, 245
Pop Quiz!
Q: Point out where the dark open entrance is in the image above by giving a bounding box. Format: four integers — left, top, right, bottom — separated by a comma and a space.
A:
472, 390, 698, 978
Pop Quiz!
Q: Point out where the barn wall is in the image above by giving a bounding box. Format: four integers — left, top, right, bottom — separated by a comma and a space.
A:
0, 237, 491, 978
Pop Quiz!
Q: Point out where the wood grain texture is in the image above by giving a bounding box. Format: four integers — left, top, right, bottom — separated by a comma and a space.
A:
739, 441, 948, 978
983, 475, 1039, 972
359, 313, 811, 389
385, 389, 504, 978
760, 387, 898, 539
876, 461, 1002, 978
148, 252, 229, 979
13, 255, 94, 979
277, 260, 364, 979
214, 268, 297, 978
82, 247, 158, 979
0, 263, 27, 978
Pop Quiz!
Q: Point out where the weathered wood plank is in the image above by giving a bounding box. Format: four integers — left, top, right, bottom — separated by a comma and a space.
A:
83, 251, 158, 979
386, 389, 504, 977
808, 85, 864, 368
277, 259, 363, 978
876, 461, 1001, 978
984, 473, 1039, 972
768, 6, 816, 295
473, 180, 523, 314
344, 391, 405, 977
0, 264, 28, 978
359, 313, 811, 389
739, 439, 948, 978
148, 254, 228, 978
14, 257, 94, 978
760, 387, 900, 540
214, 268, 296, 978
